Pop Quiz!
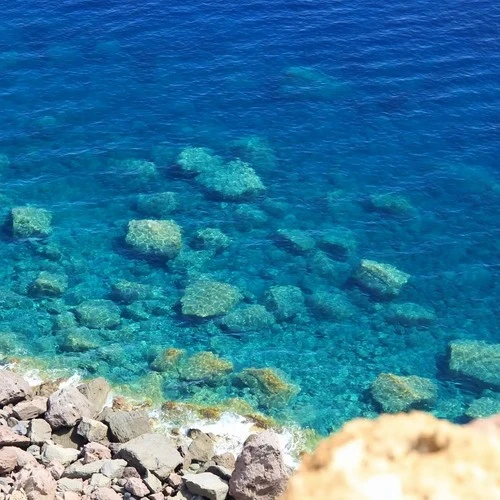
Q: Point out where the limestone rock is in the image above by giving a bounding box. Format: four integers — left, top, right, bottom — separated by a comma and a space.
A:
11, 206, 52, 238
57, 477, 84, 493
45, 387, 93, 429
318, 228, 356, 261
370, 373, 437, 413
117, 433, 183, 480
106, 410, 151, 443
449, 340, 500, 387
0, 370, 32, 405
74, 299, 121, 329
100, 458, 126, 478
353, 259, 410, 299
181, 280, 242, 318
12, 396, 48, 420
282, 412, 500, 500
184, 472, 229, 500
308, 291, 355, 321
77, 417, 108, 442
90, 487, 122, 500
125, 219, 182, 258
229, 431, 289, 500
0, 446, 19, 474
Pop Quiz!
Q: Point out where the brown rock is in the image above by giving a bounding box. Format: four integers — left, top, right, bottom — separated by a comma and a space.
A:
12, 396, 48, 420
0, 370, 32, 406
106, 410, 151, 443
21, 468, 57, 500
0, 425, 30, 448
282, 411, 500, 500
0, 446, 19, 474
214, 452, 235, 470
81, 442, 111, 463
78, 378, 111, 416
45, 388, 93, 429
229, 430, 289, 500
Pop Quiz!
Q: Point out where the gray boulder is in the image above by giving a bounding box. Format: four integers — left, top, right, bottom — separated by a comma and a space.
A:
188, 430, 215, 463
229, 431, 289, 500
45, 387, 93, 429
106, 410, 151, 443
28, 418, 52, 445
78, 378, 111, 415
42, 443, 79, 466
0, 426, 30, 448
63, 459, 105, 479
77, 417, 108, 443
0, 370, 32, 406
184, 472, 229, 500
117, 433, 183, 480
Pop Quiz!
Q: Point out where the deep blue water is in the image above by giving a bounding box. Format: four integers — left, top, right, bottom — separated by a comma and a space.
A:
0, 0, 499, 433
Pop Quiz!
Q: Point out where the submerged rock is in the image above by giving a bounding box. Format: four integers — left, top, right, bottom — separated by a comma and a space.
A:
151, 347, 186, 373
125, 219, 182, 258
385, 302, 435, 326
179, 351, 233, 382
135, 191, 179, 217
367, 193, 415, 216
281, 66, 348, 99
308, 291, 355, 321
74, 299, 121, 329
318, 228, 356, 261
11, 206, 52, 238
111, 279, 159, 303
370, 373, 437, 413
465, 396, 500, 419
230, 431, 289, 500
177, 146, 223, 175
353, 259, 410, 299
110, 158, 158, 189
191, 228, 230, 253
235, 367, 298, 408
282, 412, 500, 500
28, 271, 68, 297
220, 305, 275, 332
276, 229, 315, 254
197, 159, 265, 200
181, 280, 242, 318
231, 135, 276, 171
264, 285, 306, 322
448, 340, 500, 387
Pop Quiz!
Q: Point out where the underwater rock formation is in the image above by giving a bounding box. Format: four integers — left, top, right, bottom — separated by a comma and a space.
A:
28, 271, 68, 297
125, 219, 182, 258
370, 373, 437, 413
448, 340, 500, 387
282, 411, 500, 500
179, 351, 234, 383
366, 193, 415, 216
353, 259, 410, 299
220, 305, 275, 333
317, 228, 356, 261
177, 146, 223, 174
74, 299, 121, 329
466, 396, 500, 419
197, 159, 265, 201
11, 206, 52, 238
135, 192, 179, 217
384, 302, 435, 326
190, 228, 230, 254
307, 291, 355, 321
276, 229, 315, 255
181, 280, 242, 318
264, 286, 305, 322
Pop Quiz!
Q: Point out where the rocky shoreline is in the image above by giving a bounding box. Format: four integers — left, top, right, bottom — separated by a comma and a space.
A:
0, 369, 291, 500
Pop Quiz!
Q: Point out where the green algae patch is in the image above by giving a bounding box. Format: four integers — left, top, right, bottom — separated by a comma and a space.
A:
353, 259, 410, 299
449, 340, 500, 387
370, 373, 438, 413
151, 347, 186, 373
179, 351, 233, 382
29, 271, 68, 297
11, 206, 52, 238
235, 367, 299, 409
74, 299, 121, 329
181, 280, 242, 318
126, 219, 182, 258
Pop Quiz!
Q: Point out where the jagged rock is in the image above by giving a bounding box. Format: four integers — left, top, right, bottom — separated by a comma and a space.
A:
125, 477, 150, 497
229, 431, 289, 500
77, 417, 108, 442
47, 460, 65, 480
45, 387, 93, 429
12, 396, 48, 420
0, 426, 30, 448
0, 447, 19, 474
353, 259, 410, 299
78, 378, 111, 416
188, 430, 215, 463
117, 433, 183, 480
100, 459, 127, 479
90, 473, 111, 488
57, 477, 84, 493
29, 419, 52, 445
63, 459, 104, 479
20, 468, 57, 500
0, 370, 32, 405
448, 340, 500, 387
136, 192, 179, 217
282, 412, 500, 500
214, 453, 236, 470
184, 472, 229, 500
370, 373, 437, 412
318, 228, 356, 261
90, 487, 122, 500
106, 410, 151, 443
41, 443, 79, 466
82, 443, 112, 464
144, 469, 163, 493
177, 146, 223, 175
308, 291, 355, 321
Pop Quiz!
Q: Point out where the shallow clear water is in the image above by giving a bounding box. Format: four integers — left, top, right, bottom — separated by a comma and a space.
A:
0, 0, 499, 433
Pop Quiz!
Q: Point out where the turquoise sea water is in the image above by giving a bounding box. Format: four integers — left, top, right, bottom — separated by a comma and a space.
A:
0, 0, 499, 433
